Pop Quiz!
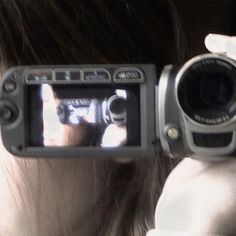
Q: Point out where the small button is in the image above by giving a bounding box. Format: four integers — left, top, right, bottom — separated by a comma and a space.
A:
114, 68, 144, 82
0, 100, 18, 124
0, 106, 12, 121
56, 71, 81, 81
165, 125, 181, 141
3, 80, 17, 93
84, 70, 110, 81
56, 72, 67, 81
27, 70, 53, 83
71, 72, 81, 81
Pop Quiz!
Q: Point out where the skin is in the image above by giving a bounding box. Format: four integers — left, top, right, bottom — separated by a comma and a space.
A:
154, 34, 236, 235
155, 158, 236, 234
0, 137, 103, 236
1, 33, 235, 236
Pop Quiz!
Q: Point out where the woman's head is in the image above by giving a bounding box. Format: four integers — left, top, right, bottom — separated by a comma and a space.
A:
0, 1, 184, 235
0, 0, 184, 67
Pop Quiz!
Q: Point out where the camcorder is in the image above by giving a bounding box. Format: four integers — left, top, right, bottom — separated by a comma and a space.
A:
0, 53, 236, 160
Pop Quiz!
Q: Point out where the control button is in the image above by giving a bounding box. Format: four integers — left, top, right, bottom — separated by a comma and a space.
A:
84, 70, 110, 81
165, 124, 181, 141
56, 72, 67, 81
56, 71, 81, 81
3, 80, 17, 93
0, 106, 12, 120
114, 68, 144, 82
0, 100, 18, 124
71, 72, 81, 81
167, 128, 180, 140
27, 70, 53, 83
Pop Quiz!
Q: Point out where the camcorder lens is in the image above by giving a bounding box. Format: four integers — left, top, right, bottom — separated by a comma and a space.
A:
177, 57, 236, 125
109, 97, 126, 114
194, 72, 233, 109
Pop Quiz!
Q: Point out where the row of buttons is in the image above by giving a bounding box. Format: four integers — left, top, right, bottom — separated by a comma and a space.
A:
26, 68, 144, 84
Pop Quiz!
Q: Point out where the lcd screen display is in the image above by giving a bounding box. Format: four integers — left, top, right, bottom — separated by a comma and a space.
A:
28, 84, 140, 147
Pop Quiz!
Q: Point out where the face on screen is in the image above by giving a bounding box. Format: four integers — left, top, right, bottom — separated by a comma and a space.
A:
28, 84, 140, 148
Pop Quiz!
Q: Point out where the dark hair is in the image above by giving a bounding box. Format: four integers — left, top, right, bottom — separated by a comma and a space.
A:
0, 0, 185, 235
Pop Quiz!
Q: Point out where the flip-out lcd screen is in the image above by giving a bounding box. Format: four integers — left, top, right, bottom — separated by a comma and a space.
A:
28, 84, 140, 147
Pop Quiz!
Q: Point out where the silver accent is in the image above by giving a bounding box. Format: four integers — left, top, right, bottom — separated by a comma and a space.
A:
186, 130, 236, 157
157, 65, 173, 156
166, 127, 180, 140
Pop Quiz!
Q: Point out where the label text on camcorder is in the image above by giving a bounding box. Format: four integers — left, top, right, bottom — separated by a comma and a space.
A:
194, 114, 230, 125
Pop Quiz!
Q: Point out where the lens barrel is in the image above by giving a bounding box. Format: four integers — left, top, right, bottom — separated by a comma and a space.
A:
107, 95, 127, 125
176, 55, 236, 125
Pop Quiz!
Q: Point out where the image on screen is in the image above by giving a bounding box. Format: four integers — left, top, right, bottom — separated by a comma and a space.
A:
28, 84, 140, 147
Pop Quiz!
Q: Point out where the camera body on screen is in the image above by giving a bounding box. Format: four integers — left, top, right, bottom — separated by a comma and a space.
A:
1, 53, 236, 160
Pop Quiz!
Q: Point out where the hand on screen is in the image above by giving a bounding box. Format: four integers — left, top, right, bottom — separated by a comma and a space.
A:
101, 124, 127, 147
